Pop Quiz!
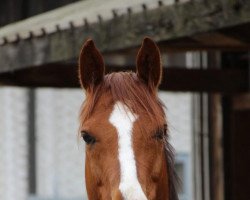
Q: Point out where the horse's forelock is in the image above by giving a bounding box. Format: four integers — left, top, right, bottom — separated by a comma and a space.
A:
80, 72, 165, 127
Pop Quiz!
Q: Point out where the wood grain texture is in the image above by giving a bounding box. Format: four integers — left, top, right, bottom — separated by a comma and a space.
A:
1, 0, 250, 73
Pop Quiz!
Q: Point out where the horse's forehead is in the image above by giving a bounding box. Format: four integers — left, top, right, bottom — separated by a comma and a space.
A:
109, 101, 137, 127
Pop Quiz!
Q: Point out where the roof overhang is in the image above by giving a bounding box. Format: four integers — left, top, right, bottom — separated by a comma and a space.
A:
0, 0, 250, 90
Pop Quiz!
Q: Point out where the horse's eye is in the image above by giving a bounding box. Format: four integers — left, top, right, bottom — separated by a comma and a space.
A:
154, 131, 164, 140
153, 126, 166, 140
81, 131, 96, 145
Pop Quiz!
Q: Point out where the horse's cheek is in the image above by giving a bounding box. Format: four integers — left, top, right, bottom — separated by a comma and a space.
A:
85, 157, 101, 199
86, 148, 102, 180
136, 141, 165, 198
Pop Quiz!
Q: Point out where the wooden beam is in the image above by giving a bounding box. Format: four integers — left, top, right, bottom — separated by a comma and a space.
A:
0, 64, 248, 93
160, 68, 248, 93
1, 0, 250, 73
232, 94, 250, 110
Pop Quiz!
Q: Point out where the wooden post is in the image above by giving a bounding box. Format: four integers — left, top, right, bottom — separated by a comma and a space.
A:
27, 89, 36, 194
209, 94, 224, 200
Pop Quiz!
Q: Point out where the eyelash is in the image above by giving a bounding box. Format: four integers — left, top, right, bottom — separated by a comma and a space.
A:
153, 125, 167, 140
154, 132, 164, 140
81, 131, 96, 145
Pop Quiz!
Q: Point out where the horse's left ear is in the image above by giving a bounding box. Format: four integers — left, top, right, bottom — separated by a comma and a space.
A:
136, 37, 162, 91
78, 39, 105, 90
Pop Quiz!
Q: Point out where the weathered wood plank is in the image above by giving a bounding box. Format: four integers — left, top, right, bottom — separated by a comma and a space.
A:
0, 0, 250, 73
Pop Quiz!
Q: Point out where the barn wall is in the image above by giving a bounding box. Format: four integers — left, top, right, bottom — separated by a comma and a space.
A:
0, 88, 29, 200
35, 89, 86, 199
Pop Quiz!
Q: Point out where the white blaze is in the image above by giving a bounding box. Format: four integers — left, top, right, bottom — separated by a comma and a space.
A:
109, 102, 148, 200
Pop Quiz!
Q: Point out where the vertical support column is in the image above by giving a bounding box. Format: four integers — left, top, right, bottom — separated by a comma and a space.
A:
248, 51, 250, 91
200, 51, 211, 200
192, 51, 211, 200
231, 94, 250, 200
27, 89, 36, 195
208, 51, 225, 200
209, 94, 224, 200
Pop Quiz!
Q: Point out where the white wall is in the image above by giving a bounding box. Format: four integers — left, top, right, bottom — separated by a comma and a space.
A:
35, 89, 86, 199
159, 92, 192, 154
0, 87, 29, 200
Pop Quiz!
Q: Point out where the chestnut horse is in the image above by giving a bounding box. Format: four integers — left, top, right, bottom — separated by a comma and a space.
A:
78, 37, 178, 200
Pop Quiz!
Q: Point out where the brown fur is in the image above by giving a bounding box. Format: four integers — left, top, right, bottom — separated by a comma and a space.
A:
78, 38, 178, 200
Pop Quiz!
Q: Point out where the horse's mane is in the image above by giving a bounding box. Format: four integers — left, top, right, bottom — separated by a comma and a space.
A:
164, 133, 180, 200
80, 71, 179, 199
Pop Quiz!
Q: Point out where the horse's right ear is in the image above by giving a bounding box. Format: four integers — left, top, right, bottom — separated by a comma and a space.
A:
78, 39, 105, 90
136, 37, 162, 92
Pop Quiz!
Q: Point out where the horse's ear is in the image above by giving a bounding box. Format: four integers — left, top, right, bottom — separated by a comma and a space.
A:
136, 37, 162, 91
78, 39, 105, 90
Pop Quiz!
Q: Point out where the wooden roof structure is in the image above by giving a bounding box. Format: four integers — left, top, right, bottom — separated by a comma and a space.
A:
0, 0, 250, 91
